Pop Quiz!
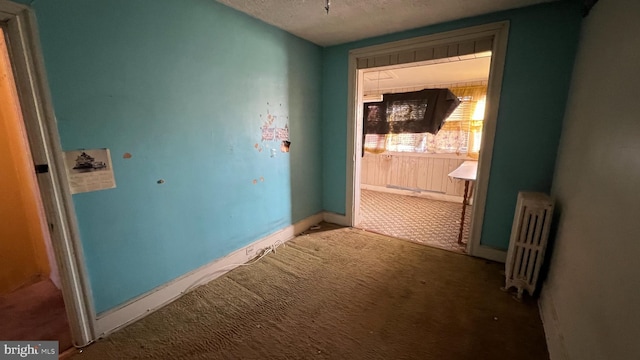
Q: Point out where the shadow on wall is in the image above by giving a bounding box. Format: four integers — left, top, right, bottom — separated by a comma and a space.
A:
537, 199, 563, 291
286, 38, 323, 226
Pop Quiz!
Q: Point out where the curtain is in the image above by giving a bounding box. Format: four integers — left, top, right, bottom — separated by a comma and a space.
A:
364, 89, 460, 135
364, 85, 487, 158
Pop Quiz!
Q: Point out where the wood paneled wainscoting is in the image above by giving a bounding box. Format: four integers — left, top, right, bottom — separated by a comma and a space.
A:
360, 153, 474, 203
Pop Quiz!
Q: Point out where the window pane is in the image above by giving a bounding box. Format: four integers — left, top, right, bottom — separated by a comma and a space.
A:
364, 134, 386, 153
385, 133, 427, 153
368, 86, 486, 155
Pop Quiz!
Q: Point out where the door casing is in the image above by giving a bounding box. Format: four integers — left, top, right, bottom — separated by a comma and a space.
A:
346, 21, 510, 262
0, 0, 95, 346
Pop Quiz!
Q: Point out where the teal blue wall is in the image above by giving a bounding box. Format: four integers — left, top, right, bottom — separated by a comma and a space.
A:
30, 0, 323, 313
24, 0, 581, 314
322, 1, 582, 250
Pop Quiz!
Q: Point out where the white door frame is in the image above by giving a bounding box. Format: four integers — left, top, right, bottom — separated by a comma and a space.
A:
0, 0, 95, 346
346, 22, 510, 262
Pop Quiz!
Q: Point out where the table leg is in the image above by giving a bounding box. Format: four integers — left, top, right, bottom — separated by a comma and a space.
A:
458, 180, 470, 244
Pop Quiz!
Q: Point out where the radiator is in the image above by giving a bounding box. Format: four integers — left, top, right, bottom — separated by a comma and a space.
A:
503, 192, 554, 300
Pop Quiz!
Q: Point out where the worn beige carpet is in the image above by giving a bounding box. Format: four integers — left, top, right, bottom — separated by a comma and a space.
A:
70, 225, 547, 360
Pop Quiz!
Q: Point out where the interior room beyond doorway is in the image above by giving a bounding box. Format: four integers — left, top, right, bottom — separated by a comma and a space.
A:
357, 53, 491, 254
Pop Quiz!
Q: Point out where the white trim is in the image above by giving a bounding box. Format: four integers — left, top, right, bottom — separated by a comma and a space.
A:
345, 53, 359, 226
322, 211, 350, 226
94, 213, 324, 337
464, 21, 509, 260
0, 0, 22, 17
350, 25, 500, 59
1, 0, 95, 346
360, 184, 465, 204
539, 289, 569, 360
346, 21, 510, 261
470, 245, 506, 263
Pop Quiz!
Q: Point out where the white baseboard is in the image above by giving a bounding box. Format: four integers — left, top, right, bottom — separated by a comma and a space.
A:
361, 184, 465, 204
323, 211, 350, 226
539, 288, 569, 360
93, 212, 324, 338
469, 244, 507, 263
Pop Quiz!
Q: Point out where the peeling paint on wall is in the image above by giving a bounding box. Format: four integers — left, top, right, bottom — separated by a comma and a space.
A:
257, 102, 290, 156
261, 124, 289, 142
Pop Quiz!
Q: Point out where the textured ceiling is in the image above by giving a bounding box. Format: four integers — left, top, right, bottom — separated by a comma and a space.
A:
217, 0, 556, 46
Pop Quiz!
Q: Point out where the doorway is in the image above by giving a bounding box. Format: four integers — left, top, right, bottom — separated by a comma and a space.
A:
345, 22, 510, 261
356, 56, 490, 253
0, 1, 95, 348
0, 25, 74, 351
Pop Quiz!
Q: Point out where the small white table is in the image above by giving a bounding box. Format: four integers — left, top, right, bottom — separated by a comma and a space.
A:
448, 161, 478, 244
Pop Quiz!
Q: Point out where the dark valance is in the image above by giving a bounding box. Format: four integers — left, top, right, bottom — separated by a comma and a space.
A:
364, 89, 460, 135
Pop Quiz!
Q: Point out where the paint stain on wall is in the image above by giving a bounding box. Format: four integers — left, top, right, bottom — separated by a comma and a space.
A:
123, 152, 132, 159
252, 177, 265, 185
257, 102, 290, 156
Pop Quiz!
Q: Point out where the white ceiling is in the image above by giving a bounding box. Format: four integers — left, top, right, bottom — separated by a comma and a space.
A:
363, 55, 491, 92
217, 0, 556, 46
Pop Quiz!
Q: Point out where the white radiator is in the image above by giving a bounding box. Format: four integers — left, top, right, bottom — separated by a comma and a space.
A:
503, 192, 554, 300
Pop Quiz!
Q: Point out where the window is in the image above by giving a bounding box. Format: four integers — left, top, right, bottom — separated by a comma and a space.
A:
364, 85, 486, 157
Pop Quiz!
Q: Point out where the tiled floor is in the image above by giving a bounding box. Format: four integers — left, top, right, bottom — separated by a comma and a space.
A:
358, 189, 471, 253
0, 280, 73, 352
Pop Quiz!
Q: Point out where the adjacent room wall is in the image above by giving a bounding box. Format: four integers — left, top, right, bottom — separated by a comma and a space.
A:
322, 1, 582, 250
541, 0, 640, 358
0, 29, 50, 294
29, 0, 323, 313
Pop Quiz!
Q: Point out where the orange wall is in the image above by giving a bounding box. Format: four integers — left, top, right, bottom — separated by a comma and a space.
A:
0, 29, 50, 295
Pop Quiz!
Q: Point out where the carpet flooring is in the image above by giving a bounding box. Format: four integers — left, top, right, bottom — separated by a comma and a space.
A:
70, 225, 547, 360
359, 190, 470, 253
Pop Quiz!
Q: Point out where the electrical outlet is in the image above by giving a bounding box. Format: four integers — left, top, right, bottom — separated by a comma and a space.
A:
246, 245, 255, 256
